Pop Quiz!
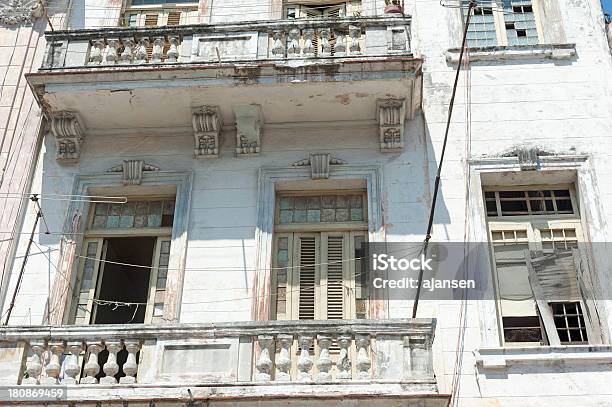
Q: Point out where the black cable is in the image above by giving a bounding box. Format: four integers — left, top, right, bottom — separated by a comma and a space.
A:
412, 0, 476, 318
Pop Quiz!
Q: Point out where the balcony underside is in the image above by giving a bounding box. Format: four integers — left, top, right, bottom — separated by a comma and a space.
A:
26, 58, 422, 131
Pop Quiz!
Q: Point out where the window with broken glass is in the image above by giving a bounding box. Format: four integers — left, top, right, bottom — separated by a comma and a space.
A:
485, 185, 600, 346
70, 197, 175, 325
462, 0, 541, 47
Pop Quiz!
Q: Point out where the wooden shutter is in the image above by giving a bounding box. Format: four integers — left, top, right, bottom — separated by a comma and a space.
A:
146, 237, 171, 323
296, 234, 319, 320
73, 239, 104, 324
144, 13, 158, 60
167, 11, 181, 25
323, 234, 346, 319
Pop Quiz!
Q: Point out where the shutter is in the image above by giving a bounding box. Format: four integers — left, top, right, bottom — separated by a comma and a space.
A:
167, 11, 181, 25
273, 234, 294, 320
297, 235, 318, 320
149, 238, 171, 323
322, 5, 344, 18
325, 235, 345, 319
144, 13, 158, 61
73, 239, 104, 325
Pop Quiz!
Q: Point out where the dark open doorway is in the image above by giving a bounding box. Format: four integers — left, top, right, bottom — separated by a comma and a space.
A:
93, 237, 155, 324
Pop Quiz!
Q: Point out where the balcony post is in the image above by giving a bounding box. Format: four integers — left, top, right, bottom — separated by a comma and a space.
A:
100, 341, 122, 384
297, 335, 313, 381
349, 25, 362, 55
275, 334, 293, 381
22, 343, 45, 385
120, 38, 135, 64
315, 334, 333, 381
63, 342, 84, 384
105, 39, 120, 64
337, 334, 352, 380
319, 28, 331, 57
81, 342, 102, 384
334, 31, 347, 56
120, 340, 140, 384
41, 342, 64, 385
255, 335, 274, 381
355, 334, 371, 379
134, 37, 149, 64
272, 30, 286, 57
151, 37, 165, 63
89, 39, 105, 64
303, 29, 315, 57
287, 28, 300, 58
167, 36, 180, 62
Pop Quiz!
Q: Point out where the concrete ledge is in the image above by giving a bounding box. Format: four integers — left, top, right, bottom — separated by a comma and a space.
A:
445, 43, 577, 63
475, 345, 612, 371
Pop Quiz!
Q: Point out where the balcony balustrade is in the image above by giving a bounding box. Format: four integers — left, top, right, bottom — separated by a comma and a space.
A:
39, 17, 411, 70
0, 319, 437, 400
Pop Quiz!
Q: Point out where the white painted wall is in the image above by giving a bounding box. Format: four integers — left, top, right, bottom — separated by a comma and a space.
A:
2, 0, 612, 405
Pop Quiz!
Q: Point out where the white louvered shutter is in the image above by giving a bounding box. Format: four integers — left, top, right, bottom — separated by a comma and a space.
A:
323, 234, 347, 319
297, 234, 319, 320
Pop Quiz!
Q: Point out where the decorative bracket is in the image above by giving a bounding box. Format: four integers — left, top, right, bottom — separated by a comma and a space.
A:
376, 98, 406, 152
107, 160, 160, 185
233, 104, 263, 157
292, 153, 346, 179
0, 0, 43, 25
500, 146, 556, 171
192, 105, 222, 159
49, 111, 85, 162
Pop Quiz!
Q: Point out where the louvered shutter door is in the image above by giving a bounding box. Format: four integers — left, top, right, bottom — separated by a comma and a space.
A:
167, 11, 181, 25
150, 239, 171, 323
297, 235, 318, 320
325, 235, 346, 319
144, 13, 158, 61
73, 239, 104, 324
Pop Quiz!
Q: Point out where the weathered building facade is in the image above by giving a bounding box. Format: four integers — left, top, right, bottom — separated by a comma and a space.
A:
1, 0, 612, 405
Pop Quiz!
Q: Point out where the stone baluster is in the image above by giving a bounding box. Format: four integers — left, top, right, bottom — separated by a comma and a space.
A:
275, 334, 293, 381
255, 335, 274, 381
315, 335, 333, 381
104, 39, 119, 64
41, 342, 64, 385
287, 28, 301, 58
134, 38, 149, 64
336, 335, 352, 380
319, 28, 331, 57
272, 30, 285, 57
100, 341, 122, 384
167, 36, 180, 63
355, 335, 371, 379
23, 343, 45, 385
302, 29, 315, 57
297, 335, 313, 381
120, 38, 135, 64
120, 340, 140, 384
349, 25, 362, 55
334, 31, 347, 56
81, 343, 102, 384
62, 342, 84, 384
151, 37, 165, 63
89, 39, 105, 64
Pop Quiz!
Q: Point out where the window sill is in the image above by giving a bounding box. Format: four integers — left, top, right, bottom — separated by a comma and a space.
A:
474, 345, 612, 371
445, 43, 577, 64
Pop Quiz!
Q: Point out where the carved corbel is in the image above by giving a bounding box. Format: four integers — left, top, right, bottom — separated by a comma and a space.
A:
49, 111, 85, 162
192, 106, 222, 159
233, 104, 263, 157
377, 98, 406, 152
0, 0, 43, 25
292, 153, 346, 179
107, 160, 159, 185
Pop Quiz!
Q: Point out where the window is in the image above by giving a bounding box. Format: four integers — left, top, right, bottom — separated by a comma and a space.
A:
485, 185, 597, 346
272, 191, 368, 320
71, 198, 175, 325
284, 1, 362, 19
122, 0, 197, 27
462, 0, 541, 47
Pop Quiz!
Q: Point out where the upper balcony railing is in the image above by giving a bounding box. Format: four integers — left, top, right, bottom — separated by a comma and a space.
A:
40, 16, 412, 70
0, 319, 435, 397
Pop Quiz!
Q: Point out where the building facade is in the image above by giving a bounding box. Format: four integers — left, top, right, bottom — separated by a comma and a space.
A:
1, 0, 612, 405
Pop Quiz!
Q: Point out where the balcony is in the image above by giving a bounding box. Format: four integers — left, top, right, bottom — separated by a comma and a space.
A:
25, 17, 421, 156
0, 319, 447, 405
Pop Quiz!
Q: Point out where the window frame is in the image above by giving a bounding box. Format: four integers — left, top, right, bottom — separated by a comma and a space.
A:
485, 184, 590, 346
